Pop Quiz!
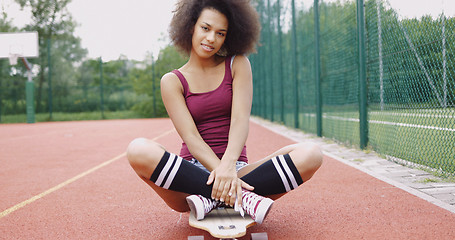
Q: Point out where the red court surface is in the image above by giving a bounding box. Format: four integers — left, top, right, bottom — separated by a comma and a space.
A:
1, 119, 455, 239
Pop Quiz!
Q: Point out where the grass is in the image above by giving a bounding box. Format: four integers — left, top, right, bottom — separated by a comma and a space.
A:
259, 108, 455, 178
418, 178, 440, 184
0, 110, 146, 124
417, 176, 455, 184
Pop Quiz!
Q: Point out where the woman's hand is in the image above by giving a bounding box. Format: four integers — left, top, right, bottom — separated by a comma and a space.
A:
206, 162, 254, 207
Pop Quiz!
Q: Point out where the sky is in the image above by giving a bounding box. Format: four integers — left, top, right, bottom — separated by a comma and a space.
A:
67, 0, 178, 61
2, 0, 178, 61
2, 0, 454, 61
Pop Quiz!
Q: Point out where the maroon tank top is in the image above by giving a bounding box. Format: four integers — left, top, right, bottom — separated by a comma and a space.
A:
171, 56, 248, 163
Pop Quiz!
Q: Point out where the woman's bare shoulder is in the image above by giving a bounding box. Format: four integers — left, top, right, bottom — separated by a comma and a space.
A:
231, 55, 252, 78
161, 71, 182, 93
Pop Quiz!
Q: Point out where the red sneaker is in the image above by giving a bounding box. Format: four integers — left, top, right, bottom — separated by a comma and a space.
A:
186, 195, 220, 220
241, 190, 274, 224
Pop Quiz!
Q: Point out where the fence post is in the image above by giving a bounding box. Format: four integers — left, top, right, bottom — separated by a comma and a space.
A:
267, 0, 274, 121
99, 57, 105, 119
25, 76, 35, 123
314, 0, 322, 137
442, 12, 447, 108
151, 55, 156, 117
47, 38, 53, 120
291, 0, 299, 129
260, 2, 266, 119
277, 0, 284, 123
357, 0, 368, 149
377, 0, 384, 111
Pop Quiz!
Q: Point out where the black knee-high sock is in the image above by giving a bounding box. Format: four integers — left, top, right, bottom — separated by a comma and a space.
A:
149, 151, 212, 198
241, 154, 303, 196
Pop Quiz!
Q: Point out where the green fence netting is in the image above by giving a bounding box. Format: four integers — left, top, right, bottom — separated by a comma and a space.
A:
251, 0, 454, 176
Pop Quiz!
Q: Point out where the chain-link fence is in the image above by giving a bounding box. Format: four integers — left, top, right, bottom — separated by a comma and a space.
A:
251, 0, 454, 176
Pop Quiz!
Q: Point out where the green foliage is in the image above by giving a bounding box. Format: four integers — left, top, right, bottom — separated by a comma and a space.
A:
0, 8, 19, 32
101, 58, 134, 87
130, 45, 188, 117
131, 97, 167, 118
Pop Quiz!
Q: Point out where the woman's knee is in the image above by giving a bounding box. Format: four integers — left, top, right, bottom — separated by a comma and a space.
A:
290, 142, 323, 173
306, 143, 323, 169
126, 138, 165, 173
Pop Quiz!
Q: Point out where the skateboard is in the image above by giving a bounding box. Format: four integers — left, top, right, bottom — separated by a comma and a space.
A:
188, 207, 268, 240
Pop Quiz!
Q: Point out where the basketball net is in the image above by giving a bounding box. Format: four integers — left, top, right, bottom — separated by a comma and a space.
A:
8, 53, 20, 65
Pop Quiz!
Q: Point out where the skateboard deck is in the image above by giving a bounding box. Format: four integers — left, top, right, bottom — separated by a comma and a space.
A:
188, 207, 267, 240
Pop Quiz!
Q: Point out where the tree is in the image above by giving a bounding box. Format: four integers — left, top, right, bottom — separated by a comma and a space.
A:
130, 45, 187, 117
14, 0, 87, 113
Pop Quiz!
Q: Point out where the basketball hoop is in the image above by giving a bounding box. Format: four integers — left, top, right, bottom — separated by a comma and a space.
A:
8, 53, 20, 65
0, 32, 39, 124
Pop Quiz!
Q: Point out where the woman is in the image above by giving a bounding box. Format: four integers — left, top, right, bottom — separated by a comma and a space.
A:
127, 0, 322, 224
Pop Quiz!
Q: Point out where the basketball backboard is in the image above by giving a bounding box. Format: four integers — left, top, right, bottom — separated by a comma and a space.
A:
0, 31, 39, 64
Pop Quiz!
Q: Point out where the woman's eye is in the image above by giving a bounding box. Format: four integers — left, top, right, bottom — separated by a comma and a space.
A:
217, 32, 225, 37
202, 26, 209, 31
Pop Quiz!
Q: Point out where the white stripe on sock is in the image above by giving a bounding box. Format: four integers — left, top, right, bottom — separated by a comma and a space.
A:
163, 155, 182, 189
272, 156, 291, 192
278, 155, 299, 190
155, 153, 176, 187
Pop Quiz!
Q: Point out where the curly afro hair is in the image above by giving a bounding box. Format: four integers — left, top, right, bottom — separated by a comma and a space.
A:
169, 0, 261, 56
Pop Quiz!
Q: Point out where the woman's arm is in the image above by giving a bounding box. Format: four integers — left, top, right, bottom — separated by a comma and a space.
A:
160, 72, 220, 171
223, 55, 253, 165
207, 55, 254, 206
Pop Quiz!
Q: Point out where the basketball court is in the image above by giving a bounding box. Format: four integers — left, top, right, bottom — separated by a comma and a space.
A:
1, 119, 454, 239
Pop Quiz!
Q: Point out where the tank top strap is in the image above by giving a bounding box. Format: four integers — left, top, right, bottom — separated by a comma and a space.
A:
225, 55, 235, 82
172, 69, 189, 96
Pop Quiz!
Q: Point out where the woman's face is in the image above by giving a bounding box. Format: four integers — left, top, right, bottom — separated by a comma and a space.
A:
191, 8, 228, 58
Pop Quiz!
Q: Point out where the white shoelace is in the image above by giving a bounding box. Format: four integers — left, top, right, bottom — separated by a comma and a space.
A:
200, 196, 218, 214
241, 191, 263, 219
198, 192, 262, 219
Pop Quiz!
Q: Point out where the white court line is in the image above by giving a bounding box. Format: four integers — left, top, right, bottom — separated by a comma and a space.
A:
0, 128, 176, 219
370, 111, 455, 119
322, 115, 455, 132
369, 120, 455, 132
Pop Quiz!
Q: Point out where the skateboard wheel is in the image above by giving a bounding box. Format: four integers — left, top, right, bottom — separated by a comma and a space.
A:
251, 232, 268, 240
188, 236, 204, 240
